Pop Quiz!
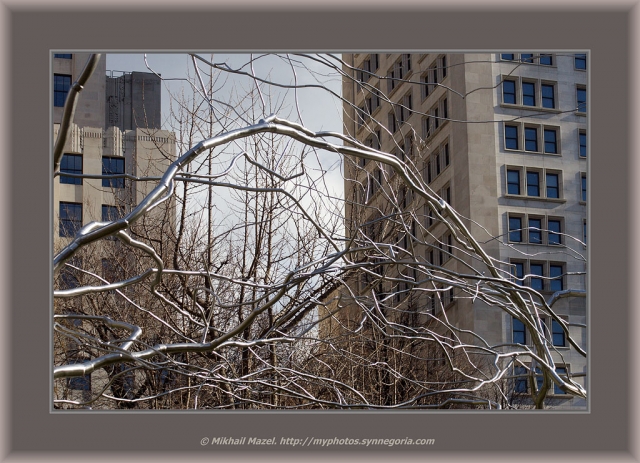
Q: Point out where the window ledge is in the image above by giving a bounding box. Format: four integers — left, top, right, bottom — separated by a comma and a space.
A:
504, 148, 562, 156
500, 103, 562, 114
504, 194, 566, 204
575, 111, 587, 116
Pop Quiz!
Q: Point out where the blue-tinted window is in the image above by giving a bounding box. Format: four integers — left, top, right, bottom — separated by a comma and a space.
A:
550, 264, 563, 291
501, 53, 515, 61
522, 82, 535, 106
546, 173, 559, 198
541, 84, 555, 109
512, 318, 526, 344
102, 205, 121, 222
54, 74, 71, 107
59, 202, 82, 237
60, 154, 82, 185
548, 220, 562, 245
544, 129, 557, 153
552, 319, 566, 347
503, 80, 516, 104
577, 87, 587, 112
520, 54, 534, 63
509, 216, 522, 242
525, 127, 538, 151
514, 365, 528, 393
539, 54, 553, 66
535, 367, 544, 392
582, 175, 587, 201
507, 169, 520, 195
505, 125, 519, 150
54, 53, 72, 59
575, 54, 586, 70
526, 171, 540, 196
511, 261, 525, 282
102, 157, 125, 188
530, 263, 544, 290
528, 218, 542, 244
579, 131, 587, 157
554, 367, 567, 394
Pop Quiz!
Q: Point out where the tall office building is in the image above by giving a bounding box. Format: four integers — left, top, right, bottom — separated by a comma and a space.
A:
53, 53, 175, 407
339, 52, 587, 408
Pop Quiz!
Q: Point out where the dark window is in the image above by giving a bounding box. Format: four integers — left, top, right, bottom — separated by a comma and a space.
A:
388, 111, 397, 133
441, 55, 447, 78
513, 318, 526, 344
520, 54, 534, 63
549, 265, 563, 292
530, 263, 544, 291
503, 80, 516, 104
541, 84, 555, 109
60, 154, 82, 185
102, 157, 125, 188
425, 159, 432, 183
509, 216, 522, 242
507, 169, 521, 195
575, 54, 586, 70
579, 131, 587, 158
68, 368, 91, 391
514, 365, 528, 393
512, 261, 525, 282
528, 218, 542, 244
443, 143, 450, 167
525, 127, 538, 151
59, 202, 82, 237
505, 125, 519, 150
548, 220, 562, 245
544, 129, 557, 154
581, 175, 587, 201
54, 53, 72, 59
554, 367, 567, 394
522, 82, 536, 106
539, 54, 553, 66
501, 53, 515, 60
54, 74, 72, 107
435, 153, 441, 175
102, 205, 121, 222
527, 171, 540, 197
552, 320, 566, 347
546, 173, 559, 198
577, 87, 587, 112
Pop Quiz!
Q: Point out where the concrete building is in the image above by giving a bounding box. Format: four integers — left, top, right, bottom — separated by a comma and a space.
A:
52, 53, 176, 407
340, 52, 587, 409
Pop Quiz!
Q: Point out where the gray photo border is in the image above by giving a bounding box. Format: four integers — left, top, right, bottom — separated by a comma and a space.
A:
1, 1, 637, 461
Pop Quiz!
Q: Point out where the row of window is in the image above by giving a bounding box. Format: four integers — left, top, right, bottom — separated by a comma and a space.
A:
506, 167, 563, 200
504, 124, 586, 158
513, 365, 570, 396
420, 55, 447, 100
60, 154, 125, 188
424, 140, 450, 184
421, 97, 448, 139
508, 214, 563, 246
510, 259, 565, 292
386, 54, 412, 93
512, 316, 567, 348
59, 202, 123, 238
501, 52, 586, 71
502, 77, 586, 113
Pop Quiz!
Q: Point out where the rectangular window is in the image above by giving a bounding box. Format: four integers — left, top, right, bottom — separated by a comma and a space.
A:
543, 128, 558, 154
530, 263, 544, 291
505, 125, 519, 150
423, 116, 431, 138
526, 171, 540, 197
514, 365, 528, 393
539, 54, 553, 66
503, 80, 516, 104
524, 127, 538, 151
581, 173, 587, 202
528, 218, 542, 244
102, 156, 125, 188
509, 216, 522, 242
549, 264, 564, 291
520, 53, 534, 63
552, 319, 566, 347
541, 84, 555, 109
54, 53, 72, 59
102, 205, 121, 222
577, 86, 587, 112
554, 367, 568, 394
507, 169, 521, 195
579, 130, 587, 158
440, 55, 447, 78
388, 111, 397, 133
546, 173, 559, 199
575, 54, 586, 70
425, 158, 432, 183
511, 260, 525, 283
548, 219, 562, 245
54, 74, 72, 107
522, 81, 536, 106
443, 142, 450, 167
501, 53, 515, 61
513, 318, 526, 344
60, 154, 82, 185
435, 153, 441, 175
59, 202, 82, 237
